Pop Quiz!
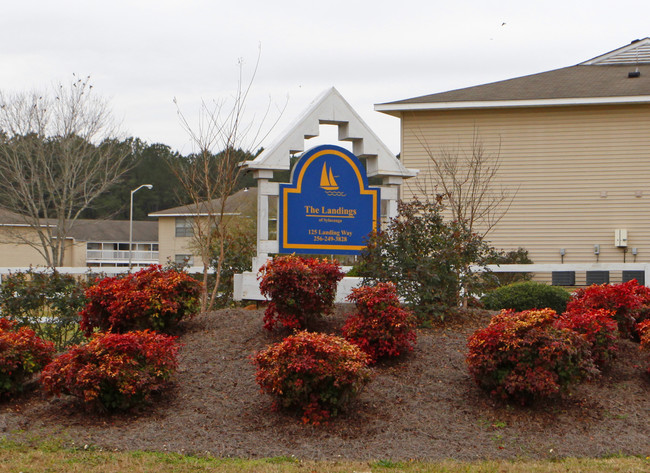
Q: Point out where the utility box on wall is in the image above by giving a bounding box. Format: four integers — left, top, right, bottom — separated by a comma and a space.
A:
615, 229, 628, 247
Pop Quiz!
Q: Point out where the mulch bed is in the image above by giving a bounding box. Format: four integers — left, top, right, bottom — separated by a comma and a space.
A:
0, 306, 648, 461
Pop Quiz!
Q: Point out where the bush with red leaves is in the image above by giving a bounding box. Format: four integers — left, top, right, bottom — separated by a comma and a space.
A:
41, 330, 179, 411
343, 282, 416, 364
555, 308, 619, 367
637, 319, 650, 377
566, 280, 650, 339
258, 255, 344, 331
80, 265, 201, 336
253, 331, 370, 424
467, 308, 597, 404
0, 318, 54, 397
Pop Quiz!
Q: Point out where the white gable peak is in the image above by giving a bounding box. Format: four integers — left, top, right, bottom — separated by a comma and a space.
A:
242, 87, 417, 179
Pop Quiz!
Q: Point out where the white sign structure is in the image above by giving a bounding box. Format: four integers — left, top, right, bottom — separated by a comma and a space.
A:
233, 87, 418, 301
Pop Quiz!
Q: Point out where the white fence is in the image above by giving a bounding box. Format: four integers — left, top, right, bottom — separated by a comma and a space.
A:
234, 262, 650, 302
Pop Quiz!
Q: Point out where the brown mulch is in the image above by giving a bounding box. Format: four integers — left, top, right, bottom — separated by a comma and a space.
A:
0, 306, 648, 461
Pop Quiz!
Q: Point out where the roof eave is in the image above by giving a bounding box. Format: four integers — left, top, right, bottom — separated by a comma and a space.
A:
148, 212, 241, 218
375, 95, 650, 113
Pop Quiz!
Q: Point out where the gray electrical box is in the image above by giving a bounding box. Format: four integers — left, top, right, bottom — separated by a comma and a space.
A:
614, 229, 628, 247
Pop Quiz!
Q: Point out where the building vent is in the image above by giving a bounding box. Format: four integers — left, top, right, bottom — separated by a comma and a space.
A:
552, 271, 575, 286
586, 271, 610, 285
622, 270, 645, 286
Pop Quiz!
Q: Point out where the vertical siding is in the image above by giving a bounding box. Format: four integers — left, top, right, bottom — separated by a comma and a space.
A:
400, 104, 650, 265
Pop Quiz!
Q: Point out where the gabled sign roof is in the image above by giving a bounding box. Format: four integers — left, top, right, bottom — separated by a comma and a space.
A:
242, 87, 417, 179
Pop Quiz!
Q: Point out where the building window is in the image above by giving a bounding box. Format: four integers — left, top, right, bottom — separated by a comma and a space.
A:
174, 254, 194, 266
175, 217, 194, 237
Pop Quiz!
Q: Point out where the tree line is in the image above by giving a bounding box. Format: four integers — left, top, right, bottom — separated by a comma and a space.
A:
78, 139, 257, 221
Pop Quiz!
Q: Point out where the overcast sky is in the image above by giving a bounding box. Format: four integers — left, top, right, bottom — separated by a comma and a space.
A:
2, 0, 649, 155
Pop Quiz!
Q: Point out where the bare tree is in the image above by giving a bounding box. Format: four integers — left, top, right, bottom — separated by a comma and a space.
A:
417, 129, 516, 237
173, 55, 285, 313
413, 129, 518, 308
0, 75, 130, 268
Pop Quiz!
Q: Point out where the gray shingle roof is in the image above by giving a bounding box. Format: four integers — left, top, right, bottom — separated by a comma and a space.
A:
68, 219, 158, 242
377, 39, 650, 111
149, 187, 257, 217
0, 208, 157, 242
382, 64, 650, 106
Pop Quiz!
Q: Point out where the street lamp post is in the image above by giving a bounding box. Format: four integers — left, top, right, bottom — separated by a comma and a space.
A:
129, 184, 153, 268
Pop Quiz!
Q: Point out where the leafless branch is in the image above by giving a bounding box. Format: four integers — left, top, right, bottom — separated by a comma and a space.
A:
171, 50, 285, 313
0, 76, 129, 268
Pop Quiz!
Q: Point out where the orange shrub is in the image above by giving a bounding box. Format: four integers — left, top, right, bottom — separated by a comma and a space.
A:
258, 255, 344, 331
253, 331, 370, 424
343, 282, 416, 363
41, 330, 179, 411
80, 265, 201, 335
467, 309, 597, 404
0, 318, 54, 397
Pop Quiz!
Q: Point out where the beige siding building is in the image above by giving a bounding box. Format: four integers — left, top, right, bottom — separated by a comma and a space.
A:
376, 39, 650, 284
0, 208, 158, 268
149, 187, 257, 267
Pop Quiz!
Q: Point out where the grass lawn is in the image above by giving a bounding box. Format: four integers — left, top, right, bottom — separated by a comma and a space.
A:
0, 441, 647, 473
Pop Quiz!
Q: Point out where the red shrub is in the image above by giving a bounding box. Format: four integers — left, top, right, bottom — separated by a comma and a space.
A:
258, 255, 344, 331
637, 319, 650, 377
41, 330, 179, 411
466, 309, 597, 404
639, 320, 650, 348
343, 282, 416, 363
566, 280, 650, 339
0, 318, 55, 397
253, 331, 370, 424
80, 265, 201, 336
555, 308, 619, 367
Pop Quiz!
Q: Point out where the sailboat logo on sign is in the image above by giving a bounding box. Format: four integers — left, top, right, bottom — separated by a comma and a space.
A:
319, 163, 345, 196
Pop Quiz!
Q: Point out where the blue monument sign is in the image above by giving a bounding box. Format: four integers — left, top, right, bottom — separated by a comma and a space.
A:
279, 145, 380, 255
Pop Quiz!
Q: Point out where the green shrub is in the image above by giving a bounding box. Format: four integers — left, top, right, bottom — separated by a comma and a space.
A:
353, 199, 492, 322
253, 331, 370, 424
483, 247, 533, 289
481, 281, 571, 314
0, 270, 87, 351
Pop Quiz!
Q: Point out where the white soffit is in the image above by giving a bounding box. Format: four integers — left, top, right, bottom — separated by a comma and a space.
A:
242, 87, 417, 178
375, 95, 650, 113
